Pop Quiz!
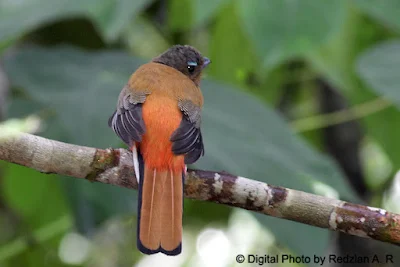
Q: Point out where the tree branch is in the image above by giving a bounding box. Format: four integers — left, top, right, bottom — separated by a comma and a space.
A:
0, 133, 399, 246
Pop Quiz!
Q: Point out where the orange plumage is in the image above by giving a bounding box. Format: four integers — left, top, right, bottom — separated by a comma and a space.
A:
109, 45, 209, 255
140, 97, 184, 171
138, 93, 184, 252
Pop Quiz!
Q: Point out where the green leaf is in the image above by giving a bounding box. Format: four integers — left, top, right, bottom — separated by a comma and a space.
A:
168, 0, 193, 31
0, 0, 86, 46
4, 46, 356, 258
357, 40, 400, 107
353, 0, 400, 32
90, 0, 154, 41
122, 17, 170, 58
2, 164, 69, 228
209, 2, 258, 85
192, 0, 228, 27
237, 0, 346, 68
355, 41, 400, 179
309, 9, 400, 191
0, 215, 72, 264
5, 46, 142, 147
198, 80, 353, 198
0, 0, 152, 46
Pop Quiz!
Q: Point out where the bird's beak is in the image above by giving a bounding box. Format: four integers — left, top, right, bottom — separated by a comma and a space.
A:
202, 57, 211, 69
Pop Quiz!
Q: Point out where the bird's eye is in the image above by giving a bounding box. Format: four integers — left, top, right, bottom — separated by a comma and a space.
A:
187, 61, 197, 74
188, 65, 195, 73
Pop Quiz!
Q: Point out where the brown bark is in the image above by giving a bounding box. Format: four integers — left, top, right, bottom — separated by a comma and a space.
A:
0, 132, 399, 246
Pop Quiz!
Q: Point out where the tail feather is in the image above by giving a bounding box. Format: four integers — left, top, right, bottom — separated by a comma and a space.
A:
139, 169, 164, 250
137, 162, 183, 255
160, 170, 183, 252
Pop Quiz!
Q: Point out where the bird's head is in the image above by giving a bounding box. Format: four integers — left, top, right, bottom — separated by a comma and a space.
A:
153, 45, 211, 86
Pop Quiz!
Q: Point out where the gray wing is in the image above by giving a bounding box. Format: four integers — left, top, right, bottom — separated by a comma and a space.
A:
170, 100, 204, 164
108, 85, 149, 146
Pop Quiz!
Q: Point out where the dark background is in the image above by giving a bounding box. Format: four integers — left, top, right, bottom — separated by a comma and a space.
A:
1, 0, 400, 266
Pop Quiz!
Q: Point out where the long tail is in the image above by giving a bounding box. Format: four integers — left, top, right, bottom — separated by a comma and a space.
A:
137, 154, 183, 255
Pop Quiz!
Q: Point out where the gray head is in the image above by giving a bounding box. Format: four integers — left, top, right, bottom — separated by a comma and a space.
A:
152, 45, 211, 86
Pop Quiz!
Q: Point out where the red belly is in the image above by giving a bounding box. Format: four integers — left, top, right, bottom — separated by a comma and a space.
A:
139, 95, 185, 172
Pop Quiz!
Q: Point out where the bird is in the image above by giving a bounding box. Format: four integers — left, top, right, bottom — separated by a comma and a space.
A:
108, 45, 210, 255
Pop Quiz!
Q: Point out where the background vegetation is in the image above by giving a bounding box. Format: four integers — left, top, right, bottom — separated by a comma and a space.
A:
1, 0, 400, 266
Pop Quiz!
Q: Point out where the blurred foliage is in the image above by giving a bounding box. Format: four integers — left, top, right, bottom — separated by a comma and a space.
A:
0, 0, 399, 266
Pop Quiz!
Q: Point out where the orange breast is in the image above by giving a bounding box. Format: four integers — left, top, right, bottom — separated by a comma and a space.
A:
139, 94, 185, 172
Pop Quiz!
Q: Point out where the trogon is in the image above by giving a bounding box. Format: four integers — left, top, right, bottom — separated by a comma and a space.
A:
108, 45, 210, 255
